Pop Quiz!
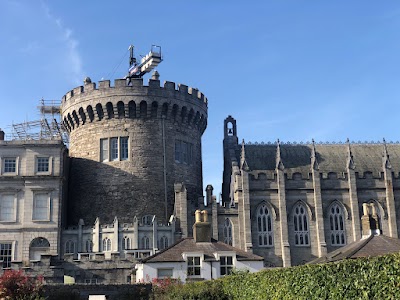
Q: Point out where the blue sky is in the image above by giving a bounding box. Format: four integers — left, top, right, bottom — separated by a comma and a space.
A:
1, 1, 400, 198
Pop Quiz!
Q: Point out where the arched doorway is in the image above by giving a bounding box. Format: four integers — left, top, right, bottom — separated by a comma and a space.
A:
29, 237, 50, 261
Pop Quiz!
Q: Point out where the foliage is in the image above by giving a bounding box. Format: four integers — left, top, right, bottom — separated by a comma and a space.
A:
0, 270, 45, 300
159, 253, 400, 300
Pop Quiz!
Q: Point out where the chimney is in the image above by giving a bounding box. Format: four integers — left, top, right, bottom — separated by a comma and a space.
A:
193, 210, 212, 243
0, 129, 4, 141
361, 203, 380, 238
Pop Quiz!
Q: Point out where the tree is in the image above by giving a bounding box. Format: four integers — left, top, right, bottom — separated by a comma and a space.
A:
0, 270, 45, 300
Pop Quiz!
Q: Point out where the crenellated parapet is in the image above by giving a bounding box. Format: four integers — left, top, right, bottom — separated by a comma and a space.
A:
61, 77, 208, 134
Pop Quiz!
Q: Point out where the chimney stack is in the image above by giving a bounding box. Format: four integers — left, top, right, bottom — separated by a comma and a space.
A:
193, 210, 212, 243
0, 129, 4, 141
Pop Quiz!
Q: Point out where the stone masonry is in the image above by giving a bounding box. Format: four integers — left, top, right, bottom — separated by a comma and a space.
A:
219, 115, 400, 267
61, 76, 208, 225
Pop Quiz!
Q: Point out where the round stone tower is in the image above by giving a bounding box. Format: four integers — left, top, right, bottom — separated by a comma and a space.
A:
61, 74, 207, 225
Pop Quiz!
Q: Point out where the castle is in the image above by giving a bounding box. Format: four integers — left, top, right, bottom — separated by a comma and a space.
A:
1, 68, 400, 283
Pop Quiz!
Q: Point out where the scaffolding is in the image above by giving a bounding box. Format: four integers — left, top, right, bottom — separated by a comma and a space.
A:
10, 99, 69, 146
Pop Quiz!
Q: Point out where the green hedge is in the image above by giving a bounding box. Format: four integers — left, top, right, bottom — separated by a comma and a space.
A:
159, 253, 400, 300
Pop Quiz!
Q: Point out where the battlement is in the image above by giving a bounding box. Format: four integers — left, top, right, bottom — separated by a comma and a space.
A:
245, 140, 400, 146
61, 78, 207, 107
61, 77, 208, 134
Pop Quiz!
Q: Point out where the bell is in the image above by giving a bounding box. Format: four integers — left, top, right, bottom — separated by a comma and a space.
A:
228, 128, 233, 134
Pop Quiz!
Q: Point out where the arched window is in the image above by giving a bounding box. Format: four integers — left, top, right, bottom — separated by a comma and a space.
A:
142, 215, 153, 225
159, 236, 168, 250
65, 240, 76, 254
227, 122, 233, 136
293, 203, 310, 246
85, 240, 93, 252
329, 203, 346, 246
102, 237, 112, 251
223, 218, 233, 246
257, 204, 273, 247
142, 236, 150, 249
122, 236, 131, 250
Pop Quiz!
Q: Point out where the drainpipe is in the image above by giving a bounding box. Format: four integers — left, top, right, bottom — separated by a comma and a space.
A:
162, 116, 168, 221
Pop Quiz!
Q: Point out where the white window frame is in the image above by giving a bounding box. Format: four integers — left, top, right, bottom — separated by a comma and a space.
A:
0, 193, 17, 223
1, 157, 19, 176
120, 137, 129, 160
220, 256, 233, 276
329, 203, 346, 246
32, 192, 51, 222
187, 256, 201, 278
100, 138, 109, 162
100, 137, 129, 162
35, 156, 52, 175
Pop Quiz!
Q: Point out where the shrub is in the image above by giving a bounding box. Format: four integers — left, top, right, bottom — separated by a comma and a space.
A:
158, 253, 400, 300
0, 270, 45, 300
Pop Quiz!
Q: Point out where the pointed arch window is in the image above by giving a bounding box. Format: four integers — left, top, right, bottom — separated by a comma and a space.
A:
142, 236, 150, 249
122, 236, 131, 250
158, 236, 168, 250
102, 237, 112, 252
85, 239, 93, 253
329, 203, 346, 246
257, 204, 273, 247
223, 218, 233, 246
65, 240, 76, 254
293, 203, 310, 246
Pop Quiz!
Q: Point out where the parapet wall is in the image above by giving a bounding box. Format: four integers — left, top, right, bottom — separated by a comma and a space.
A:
61, 78, 208, 134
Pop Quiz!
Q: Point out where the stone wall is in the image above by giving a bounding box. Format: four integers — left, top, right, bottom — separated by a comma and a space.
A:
61, 77, 208, 225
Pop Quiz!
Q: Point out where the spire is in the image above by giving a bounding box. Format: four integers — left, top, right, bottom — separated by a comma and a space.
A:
310, 139, 319, 171
276, 139, 285, 170
240, 139, 249, 171
382, 138, 392, 169
346, 138, 355, 170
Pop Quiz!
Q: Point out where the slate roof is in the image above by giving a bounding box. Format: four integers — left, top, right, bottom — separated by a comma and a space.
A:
241, 143, 400, 175
309, 235, 400, 264
140, 238, 263, 263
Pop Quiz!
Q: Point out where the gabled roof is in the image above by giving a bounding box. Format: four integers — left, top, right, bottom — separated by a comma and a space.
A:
140, 238, 263, 263
240, 143, 400, 175
309, 235, 400, 264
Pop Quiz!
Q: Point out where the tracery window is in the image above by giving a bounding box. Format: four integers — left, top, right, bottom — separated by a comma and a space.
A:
142, 215, 153, 225
158, 236, 168, 250
65, 240, 76, 254
142, 236, 150, 249
329, 203, 346, 246
257, 204, 273, 247
85, 239, 93, 252
223, 218, 233, 246
293, 203, 310, 246
102, 237, 111, 252
122, 236, 131, 250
